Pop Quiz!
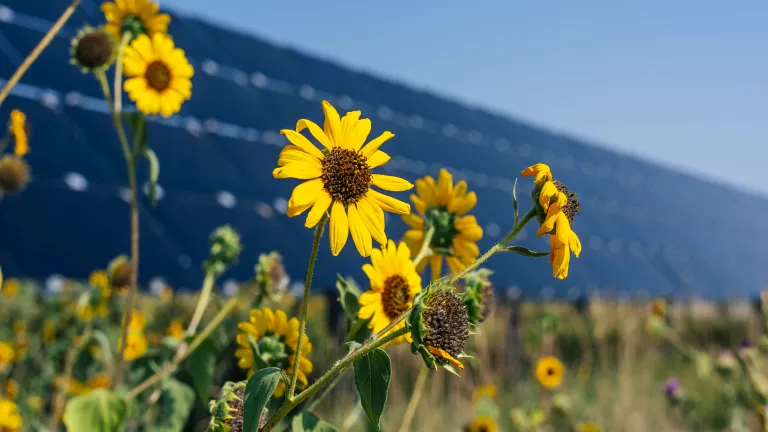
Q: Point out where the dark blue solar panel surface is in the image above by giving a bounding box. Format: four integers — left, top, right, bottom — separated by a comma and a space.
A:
0, 0, 764, 299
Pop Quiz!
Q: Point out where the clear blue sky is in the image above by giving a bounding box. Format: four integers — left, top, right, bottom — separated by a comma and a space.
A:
164, 0, 768, 195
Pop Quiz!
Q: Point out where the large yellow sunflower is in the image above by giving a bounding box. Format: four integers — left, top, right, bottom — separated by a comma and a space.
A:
357, 240, 422, 344
101, 0, 171, 41
522, 163, 581, 280
403, 169, 483, 280
123, 33, 193, 118
234, 307, 313, 398
273, 100, 413, 257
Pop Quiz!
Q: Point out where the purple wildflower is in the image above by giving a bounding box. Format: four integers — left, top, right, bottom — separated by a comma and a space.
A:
664, 378, 682, 399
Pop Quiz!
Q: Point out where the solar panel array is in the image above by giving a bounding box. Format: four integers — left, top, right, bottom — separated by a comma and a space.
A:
0, 0, 764, 299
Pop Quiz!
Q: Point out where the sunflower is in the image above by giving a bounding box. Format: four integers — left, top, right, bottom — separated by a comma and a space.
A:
9, 110, 28, 157
0, 398, 21, 431
167, 320, 183, 340
471, 384, 497, 404
123, 33, 193, 118
358, 240, 422, 344
129, 310, 146, 331
403, 169, 483, 280
522, 163, 581, 280
121, 331, 148, 361
1, 342, 17, 368
234, 307, 313, 398
273, 100, 413, 257
466, 416, 498, 432
89, 270, 110, 297
535, 355, 564, 389
579, 423, 602, 432
1, 278, 18, 298
101, 0, 171, 41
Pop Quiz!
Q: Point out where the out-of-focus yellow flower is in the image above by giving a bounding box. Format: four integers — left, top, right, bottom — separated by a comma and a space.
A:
1, 278, 19, 298
0, 398, 22, 431
535, 356, 565, 389
27, 395, 43, 410
12, 321, 26, 337
234, 307, 313, 398
467, 416, 498, 432
3, 380, 18, 399
0, 342, 14, 369
403, 168, 482, 279
273, 100, 412, 257
471, 384, 497, 404
129, 310, 146, 332
167, 320, 183, 340
9, 110, 28, 158
123, 34, 193, 117
651, 298, 667, 317
97, 299, 109, 318
121, 331, 148, 361
579, 423, 602, 432
43, 320, 56, 344
357, 241, 421, 345
101, 0, 170, 41
76, 303, 94, 322
159, 284, 173, 302
59, 374, 111, 396
89, 270, 110, 297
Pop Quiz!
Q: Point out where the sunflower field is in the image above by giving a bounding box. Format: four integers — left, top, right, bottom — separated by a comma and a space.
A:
1, 1, 768, 431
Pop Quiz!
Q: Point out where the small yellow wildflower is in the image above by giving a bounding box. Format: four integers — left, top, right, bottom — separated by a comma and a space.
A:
579, 423, 602, 432
89, 270, 110, 297
471, 384, 497, 404
535, 356, 565, 389
3, 380, 18, 399
129, 310, 146, 331
27, 395, 43, 410
101, 0, 171, 41
0, 342, 14, 369
167, 320, 183, 340
467, 416, 498, 432
0, 398, 22, 431
123, 34, 194, 117
274, 100, 412, 257
1, 278, 19, 298
76, 303, 94, 322
9, 110, 28, 157
122, 331, 148, 361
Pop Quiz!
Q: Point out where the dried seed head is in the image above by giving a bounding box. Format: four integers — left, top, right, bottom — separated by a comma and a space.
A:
422, 289, 469, 366
108, 255, 132, 290
320, 147, 372, 205
553, 180, 580, 225
70, 26, 116, 73
0, 155, 29, 192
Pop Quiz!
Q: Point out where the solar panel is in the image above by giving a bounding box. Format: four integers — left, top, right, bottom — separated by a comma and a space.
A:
0, 0, 764, 299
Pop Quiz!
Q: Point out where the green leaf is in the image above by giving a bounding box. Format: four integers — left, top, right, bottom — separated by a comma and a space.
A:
62, 389, 127, 432
186, 338, 216, 405
142, 148, 160, 206
291, 412, 339, 432
243, 367, 282, 432
512, 178, 519, 227
336, 275, 362, 317
354, 348, 391, 431
149, 379, 196, 432
125, 112, 148, 154
503, 245, 549, 258
91, 330, 114, 368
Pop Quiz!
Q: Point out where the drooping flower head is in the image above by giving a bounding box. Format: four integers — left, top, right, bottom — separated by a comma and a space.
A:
535, 355, 564, 389
403, 169, 483, 279
234, 307, 313, 398
522, 163, 581, 279
9, 110, 28, 157
462, 268, 495, 328
70, 26, 117, 74
101, 0, 171, 41
108, 255, 131, 294
358, 240, 422, 345
123, 33, 193, 118
273, 100, 413, 257
0, 155, 30, 193
408, 285, 470, 373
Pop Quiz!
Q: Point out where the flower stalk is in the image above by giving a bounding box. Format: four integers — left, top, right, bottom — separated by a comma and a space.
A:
49, 327, 92, 432
397, 366, 429, 432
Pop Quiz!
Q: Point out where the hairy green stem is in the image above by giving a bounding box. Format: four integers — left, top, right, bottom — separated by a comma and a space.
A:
263, 326, 409, 431
186, 273, 216, 337
397, 366, 429, 432
97, 71, 141, 390
288, 214, 328, 399
124, 298, 238, 401
411, 226, 435, 267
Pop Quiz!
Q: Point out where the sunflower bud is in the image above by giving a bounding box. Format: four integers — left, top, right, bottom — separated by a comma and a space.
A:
462, 269, 494, 328
107, 255, 132, 292
0, 155, 29, 192
70, 26, 117, 73
208, 381, 268, 432
408, 285, 470, 373
204, 225, 242, 278
255, 252, 289, 300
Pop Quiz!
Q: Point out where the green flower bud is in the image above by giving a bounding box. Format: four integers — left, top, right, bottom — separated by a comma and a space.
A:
254, 252, 288, 300
207, 381, 267, 432
204, 225, 242, 277
462, 269, 494, 328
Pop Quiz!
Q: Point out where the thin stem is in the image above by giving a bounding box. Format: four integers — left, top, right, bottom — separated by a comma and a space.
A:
124, 298, 238, 401
97, 71, 140, 389
288, 214, 328, 399
397, 366, 429, 432
49, 327, 91, 432
263, 327, 409, 431
113, 33, 130, 115
412, 225, 435, 267
0, 0, 79, 107
186, 273, 216, 337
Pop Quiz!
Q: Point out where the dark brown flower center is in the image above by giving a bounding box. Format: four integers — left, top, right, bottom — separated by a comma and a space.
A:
381, 275, 411, 319
554, 180, 580, 225
320, 147, 372, 204
422, 289, 469, 362
145, 61, 172, 92
547, 367, 556, 376
75, 31, 114, 69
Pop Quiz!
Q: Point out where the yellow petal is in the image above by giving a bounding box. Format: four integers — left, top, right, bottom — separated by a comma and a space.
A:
451, 192, 477, 215
367, 190, 410, 215
456, 216, 483, 242
274, 310, 288, 335
348, 204, 373, 257
278, 145, 320, 167
329, 202, 349, 256
426, 346, 464, 370
273, 162, 322, 180
322, 100, 342, 145
357, 197, 387, 246
372, 174, 413, 192
410, 195, 427, 215
289, 179, 323, 208
281, 129, 325, 159
367, 150, 390, 168
305, 191, 332, 228
348, 117, 371, 151
361, 131, 395, 158
362, 264, 383, 289
436, 169, 454, 202
295, 119, 333, 150
415, 177, 436, 205
359, 291, 382, 306
539, 181, 558, 212
402, 213, 424, 229
521, 163, 552, 184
